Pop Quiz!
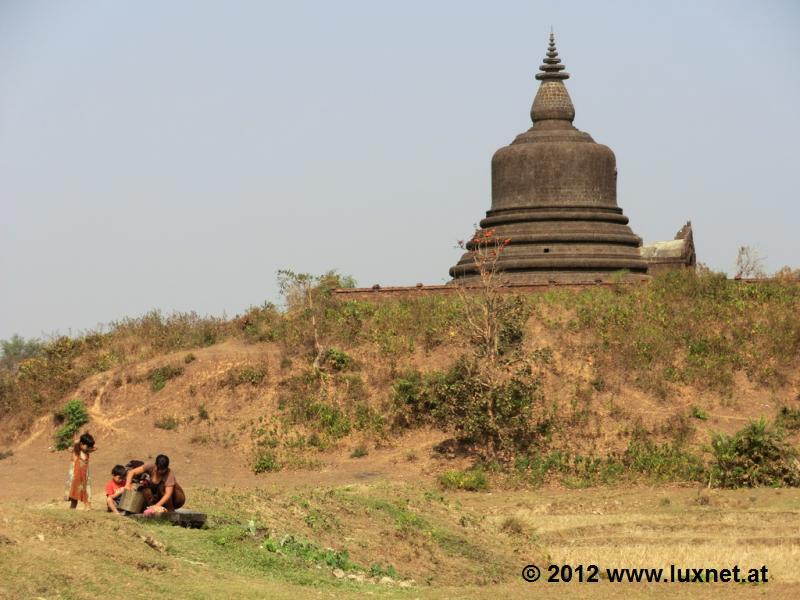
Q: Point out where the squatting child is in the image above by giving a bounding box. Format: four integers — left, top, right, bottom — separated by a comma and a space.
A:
105, 464, 127, 514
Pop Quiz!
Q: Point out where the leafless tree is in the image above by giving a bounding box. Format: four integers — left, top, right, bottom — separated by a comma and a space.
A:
735, 246, 766, 279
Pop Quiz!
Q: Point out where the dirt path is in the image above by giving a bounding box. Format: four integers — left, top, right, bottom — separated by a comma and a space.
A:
0, 414, 451, 505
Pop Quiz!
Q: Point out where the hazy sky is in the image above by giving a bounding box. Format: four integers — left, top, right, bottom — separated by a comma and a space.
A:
2, 1, 799, 341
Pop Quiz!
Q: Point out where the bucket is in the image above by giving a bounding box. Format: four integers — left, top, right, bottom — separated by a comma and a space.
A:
118, 488, 145, 514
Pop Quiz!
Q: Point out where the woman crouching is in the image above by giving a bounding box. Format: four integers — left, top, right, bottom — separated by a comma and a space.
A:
125, 454, 185, 511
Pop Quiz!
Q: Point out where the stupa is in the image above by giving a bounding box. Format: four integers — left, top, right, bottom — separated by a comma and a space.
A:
450, 33, 649, 283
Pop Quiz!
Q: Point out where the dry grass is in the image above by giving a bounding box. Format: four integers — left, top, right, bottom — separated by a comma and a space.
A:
2, 483, 799, 598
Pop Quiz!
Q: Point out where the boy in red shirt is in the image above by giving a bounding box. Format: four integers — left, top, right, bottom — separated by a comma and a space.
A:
105, 465, 127, 514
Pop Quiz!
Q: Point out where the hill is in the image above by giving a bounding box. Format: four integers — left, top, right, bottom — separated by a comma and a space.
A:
1, 270, 800, 597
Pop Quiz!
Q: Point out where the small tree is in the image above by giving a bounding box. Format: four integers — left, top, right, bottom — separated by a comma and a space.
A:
0, 335, 43, 370
451, 230, 542, 459
454, 228, 512, 364
276, 270, 355, 371
735, 246, 766, 279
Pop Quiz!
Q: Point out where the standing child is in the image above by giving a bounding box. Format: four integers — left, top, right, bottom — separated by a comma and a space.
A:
105, 465, 127, 514
65, 432, 95, 509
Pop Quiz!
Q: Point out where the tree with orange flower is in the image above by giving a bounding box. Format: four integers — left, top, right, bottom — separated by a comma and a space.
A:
454, 228, 512, 364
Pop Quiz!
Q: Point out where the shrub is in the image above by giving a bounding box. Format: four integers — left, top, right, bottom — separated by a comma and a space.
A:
392, 359, 549, 458
311, 403, 351, 439
147, 365, 184, 392
391, 370, 430, 428
154, 416, 178, 430
321, 348, 355, 372
437, 360, 548, 457
220, 363, 267, 388
691, 406, 709, 420
776, 406, 800, 431
711, 419, 800, 488
438, 468, 489, 491
0, 449, 13, 460
53, 399, 89, 450
350, 445, 368, 458
184, 353, 196, 364
253, 451, 280, 473
198, 405, 209, 420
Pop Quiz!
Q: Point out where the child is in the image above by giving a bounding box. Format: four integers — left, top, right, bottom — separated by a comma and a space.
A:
65, 432, 95, 509
105, 465, 127, 514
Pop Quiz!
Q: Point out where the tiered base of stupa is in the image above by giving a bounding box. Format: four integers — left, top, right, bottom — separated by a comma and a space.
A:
449, 204, 649, 284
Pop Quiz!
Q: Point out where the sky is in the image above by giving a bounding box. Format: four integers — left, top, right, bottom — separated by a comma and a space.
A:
1, 0, 798, 341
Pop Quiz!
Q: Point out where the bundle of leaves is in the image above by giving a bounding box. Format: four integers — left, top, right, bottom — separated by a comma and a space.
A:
53, 398, 89, 450
711, 419, 800, 488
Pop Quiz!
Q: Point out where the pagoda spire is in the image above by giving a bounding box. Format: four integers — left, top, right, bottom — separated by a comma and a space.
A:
536, 31, 570, 81
530, 31, 575, 123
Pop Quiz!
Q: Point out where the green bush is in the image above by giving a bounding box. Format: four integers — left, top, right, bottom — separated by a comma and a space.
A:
350, 445, 368, 458
711, 419, 800, 488
53, 399, 89, 450
321, 348, 355, 372
395, 358, 549, 457
220, 364, 268, 388
253, 451, 280, 473
438, 468, 489, 491
776, 406, 800, 431
147, 365, 184, 392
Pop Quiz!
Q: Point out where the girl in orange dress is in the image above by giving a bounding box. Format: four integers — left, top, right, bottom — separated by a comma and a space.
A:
65, 432, 95, 509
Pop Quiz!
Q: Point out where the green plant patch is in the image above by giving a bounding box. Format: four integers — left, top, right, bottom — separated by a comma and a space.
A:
321, 348, 355, 372
221, 364, 268, 388
438, 469, 489, 492
776, 406, 800, 431
147, 365, 184, 392
711, 419, 800, 488
53, 398, 89, 450
350, 445, 368, 458
154, 416, 178, 431
253, 451, 280, 473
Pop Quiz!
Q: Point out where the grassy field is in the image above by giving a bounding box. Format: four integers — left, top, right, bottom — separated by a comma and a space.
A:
1, 481, 799, 599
